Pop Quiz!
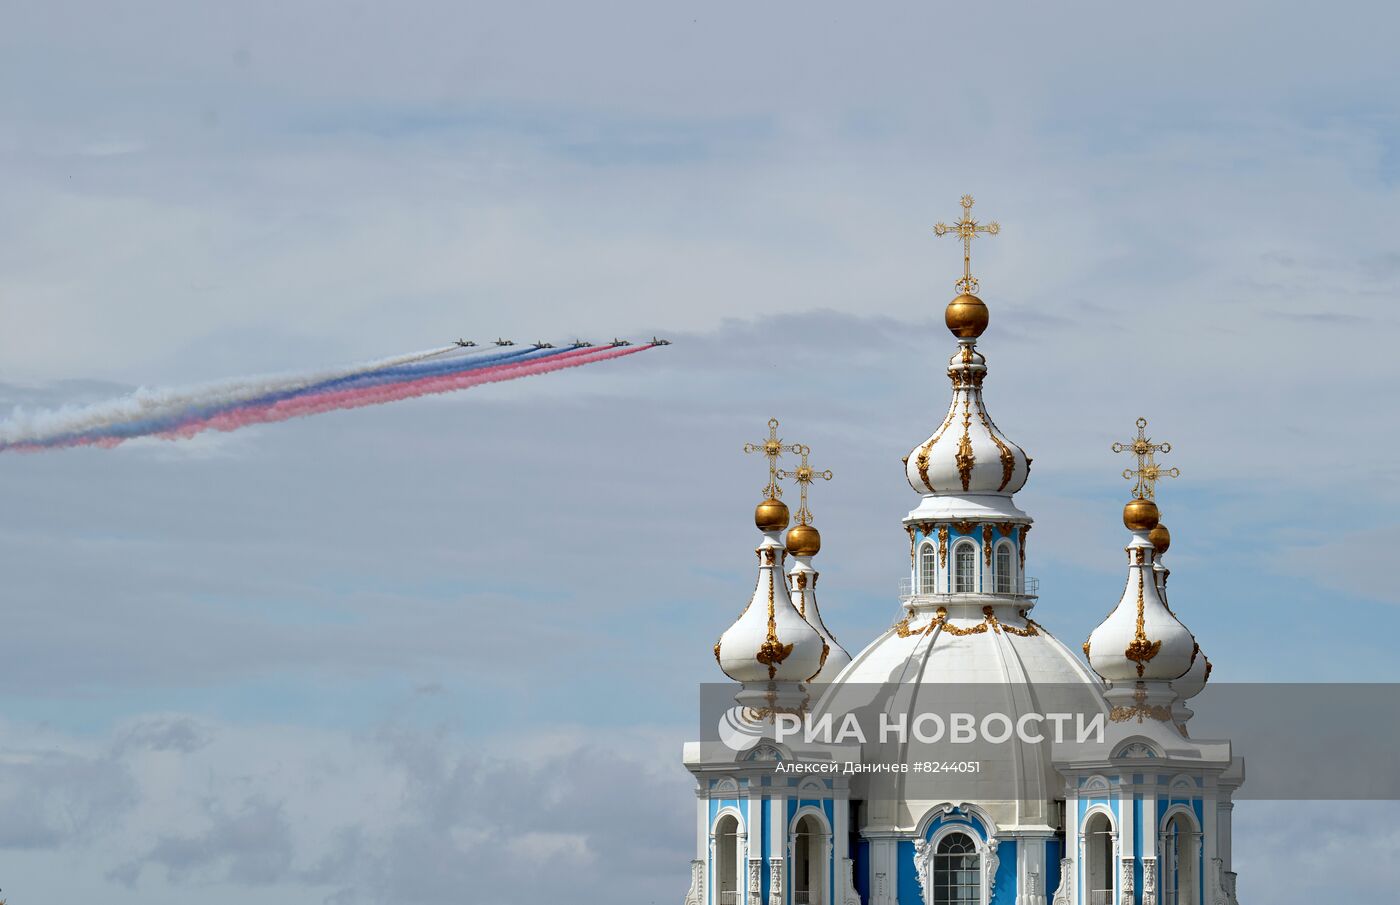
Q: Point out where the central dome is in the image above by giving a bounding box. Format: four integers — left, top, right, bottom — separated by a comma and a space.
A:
905, 340, 1031, 497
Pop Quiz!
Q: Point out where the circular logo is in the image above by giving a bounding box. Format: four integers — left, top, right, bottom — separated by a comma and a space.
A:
717, 706, 768, 752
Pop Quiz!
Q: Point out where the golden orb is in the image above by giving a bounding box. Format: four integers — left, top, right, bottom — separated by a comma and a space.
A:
945, 293, 989, 338
1123, 498, 1160, 532
755, 497, 790, 532
786, 523, 822, 557
1149, 523, 1171, 554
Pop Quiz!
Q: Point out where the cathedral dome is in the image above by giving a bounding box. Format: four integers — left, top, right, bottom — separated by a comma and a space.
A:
715, 533, 827, 685
1173, 644, 1210, 703
1086, 532, 1196, 683
788, 553, 850, 683
904, 340, 1031, 498
813, 598, 1104, 832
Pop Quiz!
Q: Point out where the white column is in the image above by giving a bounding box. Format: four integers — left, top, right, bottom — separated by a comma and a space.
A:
770, 794, 787, 905
1217, 799, 1234, 870
698, 794, 710, 860
1142, 783, 1158, 905
869, 836, 898, 905
834, 797, 851, 902
1018, 832, 1050, 905
747, 796, 764, 905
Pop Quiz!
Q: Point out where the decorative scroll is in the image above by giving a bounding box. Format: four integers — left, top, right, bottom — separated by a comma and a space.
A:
683, 859, 704, 905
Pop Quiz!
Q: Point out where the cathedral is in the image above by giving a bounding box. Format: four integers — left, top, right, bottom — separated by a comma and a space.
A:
682, 198, 1244, 905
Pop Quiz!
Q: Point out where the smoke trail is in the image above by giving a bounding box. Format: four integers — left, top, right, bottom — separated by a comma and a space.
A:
156, 345, 642, 442
0, 343, 652, 452
0, 343, 463, 448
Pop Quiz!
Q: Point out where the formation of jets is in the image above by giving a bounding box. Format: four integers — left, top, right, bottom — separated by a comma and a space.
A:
450, 337, 670, 347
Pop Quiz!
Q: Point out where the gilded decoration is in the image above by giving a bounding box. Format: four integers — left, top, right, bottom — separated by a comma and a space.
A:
1123, 570, 1162, 678
744, 417, 799, 502
755, 567, 793, 679
996, 521, 1018, 538
806, 642, 830, 683
984, 605, 1040, 637
955, 401, 975, 490
1019, 524, 1030, 570
982, 524, 994, 566
976, 397, 1016, 491
1112, 416, 1179, 501
1109, 685, 1174, 724
776, 444, 832, 528
916, 406, 957, 491
893, 604, 1035, 639
714, 640, 722, 664
1082, 641, 1092, 659
933, 194, 1000, 296
952, 520, 978, 535
906, 524, 917, 565
938, 525, 949, 567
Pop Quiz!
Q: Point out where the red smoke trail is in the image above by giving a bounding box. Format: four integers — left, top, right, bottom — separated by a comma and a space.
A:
126, 343, 651, 445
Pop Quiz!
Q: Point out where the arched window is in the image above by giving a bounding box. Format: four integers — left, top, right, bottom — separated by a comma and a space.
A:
1084, 812, 1115, 905
954, 542, 976, 593
793, 814, 826, 905
715, 814, 740, 905
994, 544, 1014, 594
933, 832, 980, 904
1162, 813, 1199, 905
919, 543, 938, 594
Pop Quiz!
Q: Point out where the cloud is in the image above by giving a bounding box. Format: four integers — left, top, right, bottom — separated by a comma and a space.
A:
1, 1, 1398, 900
0, 716, 690, 904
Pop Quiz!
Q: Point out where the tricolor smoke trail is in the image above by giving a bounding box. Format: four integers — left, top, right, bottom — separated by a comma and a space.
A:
0, 342, 654, 452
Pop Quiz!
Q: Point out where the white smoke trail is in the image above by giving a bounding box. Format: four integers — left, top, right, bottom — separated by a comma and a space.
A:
0, 344, 461, 446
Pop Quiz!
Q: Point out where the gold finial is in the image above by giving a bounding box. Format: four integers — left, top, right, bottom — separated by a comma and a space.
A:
1112, 417, 1180, 500
744, 417, 797, 500
934, 194, 1000, 295
776, 444, 833, 527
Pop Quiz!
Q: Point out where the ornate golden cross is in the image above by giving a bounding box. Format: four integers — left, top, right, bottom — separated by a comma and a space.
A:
777, 444, 833, 526
1112, 417, 1180, 500
743, 418, 798, 500
934, 194, 1000, 294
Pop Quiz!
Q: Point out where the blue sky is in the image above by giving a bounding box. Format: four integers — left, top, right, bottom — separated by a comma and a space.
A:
0, 1, 1398, 902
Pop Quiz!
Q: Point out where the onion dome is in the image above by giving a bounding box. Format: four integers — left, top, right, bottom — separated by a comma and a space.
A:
1172, 646, 1210, 722
907, 195, 1030, 498
715, 530, 826, 686
787, 544, 850, 684
1151, 520, 1211, 728
904, 337, 1031, 496
1085, 502, 1196, 683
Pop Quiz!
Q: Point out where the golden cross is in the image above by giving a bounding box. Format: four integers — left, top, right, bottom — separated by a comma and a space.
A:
933, 194, 1000, 295
1112, 417, 1180, 500
743, 418, 799, 500
776, 444, 833, 526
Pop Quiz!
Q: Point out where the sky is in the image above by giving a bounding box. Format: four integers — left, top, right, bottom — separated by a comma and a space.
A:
0, 1, 1398, 902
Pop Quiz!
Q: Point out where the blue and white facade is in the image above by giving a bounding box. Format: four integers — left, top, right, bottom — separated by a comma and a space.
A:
684, 273, 1244, 905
